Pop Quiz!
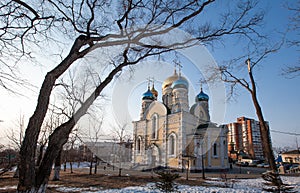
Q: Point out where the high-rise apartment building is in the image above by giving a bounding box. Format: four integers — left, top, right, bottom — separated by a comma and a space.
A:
227, 117, 266, 160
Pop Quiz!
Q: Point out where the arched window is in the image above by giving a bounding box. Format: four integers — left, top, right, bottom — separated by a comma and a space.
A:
152, 114, 158, 139
168, 134, 176, 156
213, 143, 217, 156
137, 137, 141, 153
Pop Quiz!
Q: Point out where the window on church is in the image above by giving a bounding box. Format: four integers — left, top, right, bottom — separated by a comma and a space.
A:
137, 137, 141, 153
152, 115, 158, 139
169, 134, 176, 155
213, 143, 217, 157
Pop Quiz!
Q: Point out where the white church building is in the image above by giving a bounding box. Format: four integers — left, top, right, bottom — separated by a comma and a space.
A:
132, 68, 229, 172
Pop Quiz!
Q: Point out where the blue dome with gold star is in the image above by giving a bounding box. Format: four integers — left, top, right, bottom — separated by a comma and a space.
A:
142, 88, 155, 100
196, 88, 209, 102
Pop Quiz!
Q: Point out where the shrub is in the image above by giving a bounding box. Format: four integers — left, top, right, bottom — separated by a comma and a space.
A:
154, 170, 180, 193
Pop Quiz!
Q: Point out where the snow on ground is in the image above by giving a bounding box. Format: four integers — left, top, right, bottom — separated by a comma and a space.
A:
0, 186, 17, 191
54, 176, 300, 193
61, 161, 92, 169
0, 176, 299, 192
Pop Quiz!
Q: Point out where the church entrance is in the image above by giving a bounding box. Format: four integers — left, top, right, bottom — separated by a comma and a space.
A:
148, 144, 160, 167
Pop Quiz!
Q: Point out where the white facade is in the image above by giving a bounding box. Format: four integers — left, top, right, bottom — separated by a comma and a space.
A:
132, 70, 229, 171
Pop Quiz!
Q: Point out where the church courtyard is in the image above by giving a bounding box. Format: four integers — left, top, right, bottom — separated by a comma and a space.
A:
1, 163, 299, 193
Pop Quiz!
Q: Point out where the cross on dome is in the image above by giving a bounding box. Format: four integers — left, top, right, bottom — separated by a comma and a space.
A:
146, 77, 152, 89
173, 59, 183, 76
196, 80, 209, 102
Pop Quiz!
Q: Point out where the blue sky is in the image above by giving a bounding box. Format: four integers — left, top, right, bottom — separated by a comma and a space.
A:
118, 0, 300, 148
208, 0, 300, 148
123, 1, 300, 148
0, 0, 299, 149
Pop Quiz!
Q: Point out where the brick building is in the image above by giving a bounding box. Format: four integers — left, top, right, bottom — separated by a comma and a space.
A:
227, 117, 268, 160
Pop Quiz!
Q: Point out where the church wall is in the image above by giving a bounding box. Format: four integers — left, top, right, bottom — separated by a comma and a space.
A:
207, 128, 229, 169
134, 120, 147, 136
167, 113, 181, 132
181, 112, 198, 166
145, 101, 167, 120
135, 155, 144, 164
188, 127, 229, 171
181, 112, 199, 135
168, 157, 179, 168
165, 113, 180, 169
132, 120, 146, 165
132, 72, 229, 172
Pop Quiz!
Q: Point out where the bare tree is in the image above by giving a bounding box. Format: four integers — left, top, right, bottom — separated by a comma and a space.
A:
36, 107, 65, 167
208, 44, 283, 186
282, 0, 300, 77
81, 117, 104, 175
0, 0, 266, 192
51, 67, 97, 178
56, 66, 104, 175
6, 114, 25, 150
6, 114, 25, 178
110, 122, 131, 177
61, 129, 79, 176
52, 149, 62, 181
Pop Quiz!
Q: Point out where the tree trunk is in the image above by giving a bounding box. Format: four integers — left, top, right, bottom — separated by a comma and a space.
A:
17, 36, 89, 192
89, 153, 93, 175
70, 161, 73, 174
248, 70, 277, 171
64, 161, 67, 172
36, 144, 45, 167
52, 150, 61, 181
18, 42, 130, 192
94, 156, 98, 174
34, 120, 76, 188
248, 68, 282, 186
119, 168, 122, 177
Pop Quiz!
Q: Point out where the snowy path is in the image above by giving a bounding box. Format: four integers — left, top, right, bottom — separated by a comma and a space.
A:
53, 176, 300, 193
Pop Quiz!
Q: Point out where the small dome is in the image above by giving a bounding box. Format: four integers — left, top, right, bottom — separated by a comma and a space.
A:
151, 85, 158, 98
171, 76, 188, 89
196, 88, 209, 102
142, 88, 155, 100
162, 70, 179, 89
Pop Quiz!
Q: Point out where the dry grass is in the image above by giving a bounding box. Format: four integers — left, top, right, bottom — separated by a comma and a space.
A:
0, 175, 18, 192
48, 172, 157, 191
0, 169, 159, 193
0, 167, 264, 193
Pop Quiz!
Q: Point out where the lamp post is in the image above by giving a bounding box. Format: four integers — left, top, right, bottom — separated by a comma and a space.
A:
197, 140, 206, 179
201, 143, 205, 179
186, 157, 189, 180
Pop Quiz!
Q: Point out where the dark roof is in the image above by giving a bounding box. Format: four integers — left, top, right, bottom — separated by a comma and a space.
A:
197, 123, 209, 129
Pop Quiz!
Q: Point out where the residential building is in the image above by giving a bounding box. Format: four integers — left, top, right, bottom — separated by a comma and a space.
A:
227, 117, 266, 160
281, 150, 300, 164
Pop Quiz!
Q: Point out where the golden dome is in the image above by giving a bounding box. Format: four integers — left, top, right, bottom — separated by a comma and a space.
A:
151, 84, 158, 98
162, 70, 179, 89
162, 70, 188, 89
